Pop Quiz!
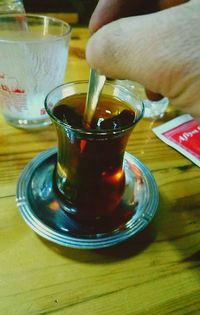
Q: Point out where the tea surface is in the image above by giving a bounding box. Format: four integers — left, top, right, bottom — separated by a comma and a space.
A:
53, 94, 135, 130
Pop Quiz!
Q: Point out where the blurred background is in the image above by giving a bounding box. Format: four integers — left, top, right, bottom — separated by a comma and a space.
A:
23, 0, 98, 26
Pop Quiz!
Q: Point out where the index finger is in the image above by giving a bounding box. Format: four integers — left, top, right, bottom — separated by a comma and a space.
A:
89, 0, 189, 34
89, 0, 158, 34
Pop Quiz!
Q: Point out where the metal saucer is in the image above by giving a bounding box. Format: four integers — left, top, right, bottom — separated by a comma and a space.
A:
16, 147, 159, 249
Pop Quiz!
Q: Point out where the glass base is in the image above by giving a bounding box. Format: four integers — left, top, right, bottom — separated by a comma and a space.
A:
116, 80, 169, 119
143, 98, 169, 119
4, 115, 51, 129
16, 147, 159, 249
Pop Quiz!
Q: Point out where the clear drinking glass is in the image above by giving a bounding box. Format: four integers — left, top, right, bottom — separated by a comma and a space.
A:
117, 80, 169, 119
0, 14, 71, 129
45, 81, 144, 221
0, 0, 25, 14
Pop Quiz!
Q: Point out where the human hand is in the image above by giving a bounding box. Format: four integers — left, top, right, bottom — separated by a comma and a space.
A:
86, 0, 200, 121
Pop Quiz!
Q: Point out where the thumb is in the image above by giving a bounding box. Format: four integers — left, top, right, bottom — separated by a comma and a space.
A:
86, 1, 200, 119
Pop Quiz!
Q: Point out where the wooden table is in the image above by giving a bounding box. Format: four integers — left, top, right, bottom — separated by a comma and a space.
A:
0, 27, 199, 315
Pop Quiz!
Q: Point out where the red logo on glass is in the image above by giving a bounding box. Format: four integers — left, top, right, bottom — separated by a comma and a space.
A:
162, 119, 200, 160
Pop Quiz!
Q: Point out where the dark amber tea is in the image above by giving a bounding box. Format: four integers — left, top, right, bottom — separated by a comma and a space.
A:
52, 93, 136, 221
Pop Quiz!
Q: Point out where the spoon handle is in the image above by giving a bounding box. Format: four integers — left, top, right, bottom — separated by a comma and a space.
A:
83, 69, 106, 127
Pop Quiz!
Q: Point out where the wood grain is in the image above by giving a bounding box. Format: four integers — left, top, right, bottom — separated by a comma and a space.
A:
0, 27, 199, 315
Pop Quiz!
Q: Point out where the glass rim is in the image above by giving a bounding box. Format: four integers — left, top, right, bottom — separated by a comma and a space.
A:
0, 13, 71, 43
44, 80, 144, 136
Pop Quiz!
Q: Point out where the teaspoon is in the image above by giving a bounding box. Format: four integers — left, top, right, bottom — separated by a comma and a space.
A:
83, 69, 106, 128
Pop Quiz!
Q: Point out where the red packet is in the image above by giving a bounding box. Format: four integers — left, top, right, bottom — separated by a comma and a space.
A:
153, 114, 200, 167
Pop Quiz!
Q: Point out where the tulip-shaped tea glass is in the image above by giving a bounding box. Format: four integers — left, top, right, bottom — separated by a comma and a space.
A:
45, 81, 144, 221
17, 80, 159, 249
